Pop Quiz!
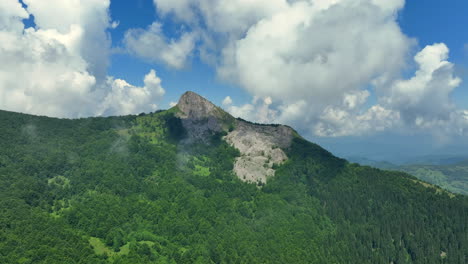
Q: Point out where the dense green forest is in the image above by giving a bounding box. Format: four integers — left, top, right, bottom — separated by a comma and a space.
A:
349, 157, 468, 195
395, 163, 468, 195
0, 108, 467, 263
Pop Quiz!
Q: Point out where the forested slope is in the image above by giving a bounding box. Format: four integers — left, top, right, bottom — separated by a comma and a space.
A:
0, 107, 467, 263
350, 157, 468, 195
396, 162, 468, 195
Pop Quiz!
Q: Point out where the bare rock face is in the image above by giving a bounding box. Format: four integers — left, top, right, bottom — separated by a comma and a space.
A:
177, 91, 222, 120
224, 121, 293, 185
175, 91, 294, 184
176, 91, 230, 142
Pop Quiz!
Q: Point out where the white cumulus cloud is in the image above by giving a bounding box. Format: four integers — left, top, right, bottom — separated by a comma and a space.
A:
315, 43, 464, 137
221, 96, 232, 106
314, 105, 401, 137
23, 0, 111, 82
222, 96, 277, 124
385, 43, 461, 124
98, 70, 165, 116
0, 0, 166, 118
0, 0, 29, 31
220, 0, 411, 111
124, 22, 197, 69
154, 0, 287, 35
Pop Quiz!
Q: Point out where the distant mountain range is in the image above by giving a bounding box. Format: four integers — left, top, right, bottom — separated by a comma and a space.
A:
348, 156, 468, 195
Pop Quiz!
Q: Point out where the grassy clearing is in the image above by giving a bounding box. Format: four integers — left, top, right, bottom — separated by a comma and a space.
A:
411, 179, 455, 198
89, 237, 130, 260
194, 164, 210, 176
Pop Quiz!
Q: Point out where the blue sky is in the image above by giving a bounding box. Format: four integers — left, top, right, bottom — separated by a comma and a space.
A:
1, 0, 467, 162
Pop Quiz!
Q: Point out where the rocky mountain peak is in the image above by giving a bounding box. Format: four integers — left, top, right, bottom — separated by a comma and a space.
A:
175, 91, 294, 185
177, 91, 226, 120
175, 91, 231, 143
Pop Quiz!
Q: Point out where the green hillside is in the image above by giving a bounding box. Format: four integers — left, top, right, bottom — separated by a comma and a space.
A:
397, 162, 468, 196
0, 107, 467, 264
349, 157, 468, 195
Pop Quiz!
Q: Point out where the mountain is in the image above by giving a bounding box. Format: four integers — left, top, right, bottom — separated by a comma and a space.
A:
347, 156, 398, 169
348, 156, 468, 195
0, 91, 467, 264
176, 91, 294, 184
405, 155, 468, 166
394, 161, 468, 195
